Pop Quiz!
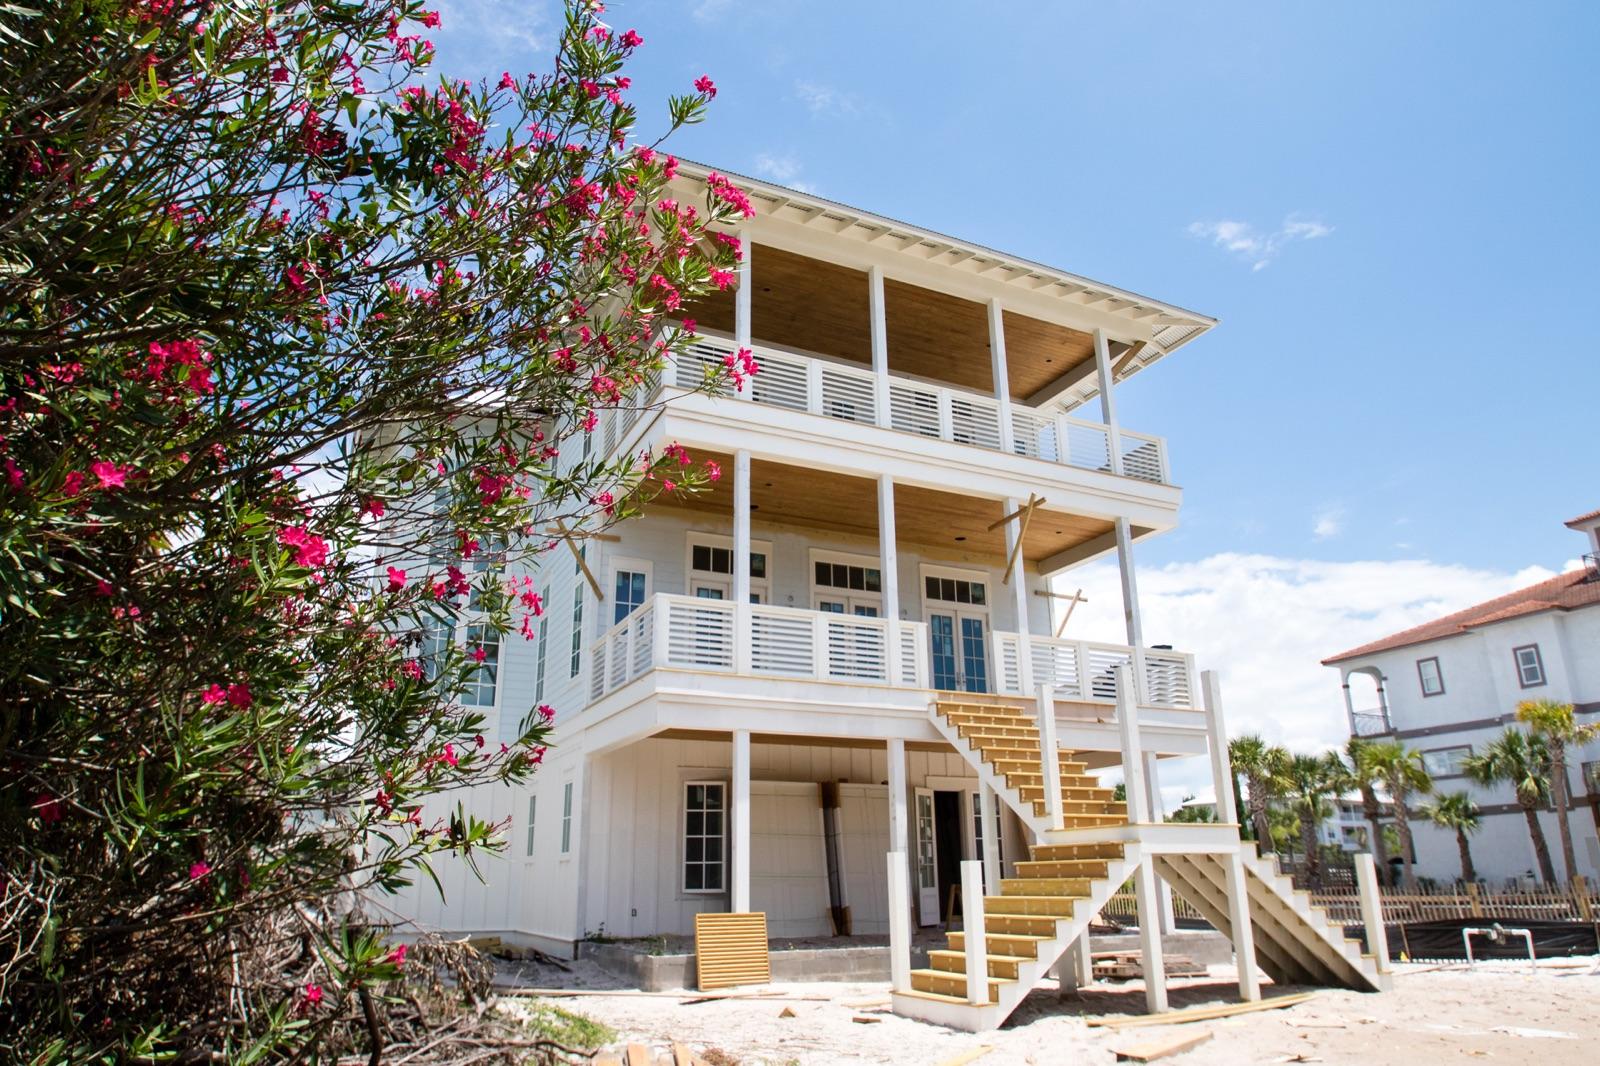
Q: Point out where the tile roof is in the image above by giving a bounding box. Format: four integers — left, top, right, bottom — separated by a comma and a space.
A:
1566, 507, 1600, 527
1322, 568, 1600, 664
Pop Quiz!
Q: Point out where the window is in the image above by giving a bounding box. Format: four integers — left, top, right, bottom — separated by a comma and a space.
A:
614, 569, 647, 624
534, 586, 550, 701
687, 535, 771, 603
525, 794, 537, 856
925, 574, 987, 606
1416, 656, 1444, 697
811, 552, 883, 616
1582, 761, 1600, 797
691, 543, 766, 579
1421, 746, 1472, 778
560, 782, 573, 855
816, 560, 881, 594
570, 553, 585, 678
683, 781, 726, 893
462, 622, 499, 708
1513, 644, 1546, 688
971, 792, 1004, 890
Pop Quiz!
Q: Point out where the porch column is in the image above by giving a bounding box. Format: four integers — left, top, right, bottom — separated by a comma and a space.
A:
733, 449, 751, 605
1341, 677, 1358, 735
1093, 327, 1123, 475
1203, 670, 1260, 1001
1004, 495, 1031, 637
1144, 751, 1177, 935
988, 298, 1015, 454
1117, 663, 1167, 1013
732, 729, 752, 912
879, 474, 902, 682
886, 738, 911, 991
869, 266, 891, 428
1115, 517, 1144, 649
734, 230, 753, 353
980, 783, 1002, 891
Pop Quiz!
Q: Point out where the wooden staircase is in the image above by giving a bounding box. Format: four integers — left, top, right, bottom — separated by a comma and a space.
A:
891, 694, 1389, 1031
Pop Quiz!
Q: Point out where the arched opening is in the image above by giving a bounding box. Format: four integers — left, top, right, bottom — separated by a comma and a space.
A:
1343, 666, 1391, 736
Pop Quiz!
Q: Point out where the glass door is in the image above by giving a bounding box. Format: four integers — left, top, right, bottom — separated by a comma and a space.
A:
914, 787, 939, 926
929, 610, 988, 693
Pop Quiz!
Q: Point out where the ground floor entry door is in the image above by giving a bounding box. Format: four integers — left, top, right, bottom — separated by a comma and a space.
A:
913, 787, 939, 926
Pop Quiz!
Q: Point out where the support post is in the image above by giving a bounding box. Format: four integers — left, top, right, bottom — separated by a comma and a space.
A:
734, 229, 752, 358
1059, 931, 1093, 996
1340, 678, 1358, 736
732, 729, 751, 913
887, 851, 911, 993
1354, 851, 1392, 974
1224, 854, 1261, 1001
1094, 328, 1123, 475
1203, 670, 1240, 827
1035, 684, 1064, 830
869, 266, 891, 428
878, 475, 901, 683
960, 859, 989, 1005
887, 738, 908, 857
1114, 517, 1144, 650
1133, 855, 1168, 1014
1003, 496, 1032, 631
1145, 750, 1177, 935
988, 298, 1015, 454
732, 449, 751, 606
1115, 665, 1149, 824
980, 783, 1002, 892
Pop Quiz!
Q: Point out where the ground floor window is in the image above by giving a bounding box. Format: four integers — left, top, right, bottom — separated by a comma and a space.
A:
683, 781, 726, 893
560, 782, 573, 855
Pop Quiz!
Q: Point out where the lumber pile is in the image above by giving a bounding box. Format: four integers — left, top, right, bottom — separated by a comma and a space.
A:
1092, 950, 1207, 982
590, 1043, 709, 1066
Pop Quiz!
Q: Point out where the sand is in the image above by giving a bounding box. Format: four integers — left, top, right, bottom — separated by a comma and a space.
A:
499, 956, 1600, 1065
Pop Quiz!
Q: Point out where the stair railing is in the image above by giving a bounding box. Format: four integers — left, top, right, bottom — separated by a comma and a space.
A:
1033, 684, 1064, 830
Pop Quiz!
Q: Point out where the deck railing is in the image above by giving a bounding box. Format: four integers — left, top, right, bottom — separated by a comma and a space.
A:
1349, 709, 1392, 737
671, 335, 1170, 485
590, 593, 931, 700
992, 632, 1199, 710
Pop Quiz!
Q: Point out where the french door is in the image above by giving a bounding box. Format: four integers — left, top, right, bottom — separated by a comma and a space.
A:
913, 787, 939, 926
929, 611, 988, 693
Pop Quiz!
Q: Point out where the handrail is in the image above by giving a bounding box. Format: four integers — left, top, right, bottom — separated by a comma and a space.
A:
993, 630, 1200, 710
669, 333, 1170, 484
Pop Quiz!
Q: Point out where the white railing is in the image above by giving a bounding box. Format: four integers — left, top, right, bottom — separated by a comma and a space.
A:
992, 631, 1199, 710
672, 334, 1170, 485
590, 593, 931, 699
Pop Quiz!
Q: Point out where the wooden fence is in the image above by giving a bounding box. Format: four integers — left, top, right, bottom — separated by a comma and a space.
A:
1104, 876, 1596, 927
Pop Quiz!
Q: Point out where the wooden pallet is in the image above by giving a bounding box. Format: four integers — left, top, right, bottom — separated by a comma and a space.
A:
1092, 950, 1206, 982
694, 911, 770, 991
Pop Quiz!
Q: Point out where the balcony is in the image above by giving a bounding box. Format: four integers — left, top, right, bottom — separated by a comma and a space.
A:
1349, 709, 1392, 737
993, 632, 1200, 711
671, 336, 1170, 486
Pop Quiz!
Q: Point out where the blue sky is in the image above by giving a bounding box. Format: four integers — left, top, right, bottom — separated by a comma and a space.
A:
432, 2, 1598, 763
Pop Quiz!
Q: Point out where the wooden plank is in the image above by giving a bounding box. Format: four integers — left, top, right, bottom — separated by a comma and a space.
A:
591, 1056, 623, 1066
1087, 992, 1318, 1029
671, 1045, 693, 1066
624, 1045, 651, 1066
1111, 1029, 1212, 1062
694, 911, 770, 990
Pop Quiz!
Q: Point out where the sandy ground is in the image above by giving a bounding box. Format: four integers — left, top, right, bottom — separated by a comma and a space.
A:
497, 955, 1600, 1065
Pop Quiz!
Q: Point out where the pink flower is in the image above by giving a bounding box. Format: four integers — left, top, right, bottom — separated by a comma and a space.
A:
201, 684, 228, 705
4, 457, 23, 491
694, 75, 717, 98
471, 646, 487, 663
499, 71, 516, 90
440, 743, 458, 768
61, 470, 85, 496
418, 9, 440, 28
32, 792, 62, 824
362, 498, 385, 518
620, 29, 643, 48
386, 943, 408, 967
278, 525, 329, 568
90, 460, 129, 490
705, 460, 721, 482
226, 683, 253, 708
301, 983, 323, 1009
95, 579, 114, 596
387, 566, 407, 591
402, 659, 424, 680
189, 861, 211, 881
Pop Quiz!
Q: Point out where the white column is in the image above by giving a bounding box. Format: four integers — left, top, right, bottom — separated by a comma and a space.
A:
734, 230, 752, 352
732, 729, 752, 912
1354, 852, 1392, 974
1224, 854, 1261, 1001
1114, 517, 1144, 650
1094, 328, 1123, 475
1133, 855, 1168, 1014
887, 738, 908, 856
1116, 665, 1149, 824
1145, 751, 1177, 935
1060, 932, 1093, 995
960, 859, 989, 1005
733, 449, 751, 606
869, 266, 891, 428
1004, 495, 1031, 637
879, 474, 901, 682
1340, 677, 1358, 735
1203, 670, 1240, 827
988, 298, 1015, 454
980, 783, 1002, 891
887, 851, 912, 993
1035, 684, 1064, 830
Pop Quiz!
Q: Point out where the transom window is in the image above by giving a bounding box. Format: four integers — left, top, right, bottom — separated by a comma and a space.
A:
1421, 746, 1472, 778
683, 782, 726, 893
1416, 656, 1444, 697
1513, 644, 1546, 688
926, 575, 987, 606
816, 560, 881, 593
687, 535, 770, 603
691, 543, 767, 579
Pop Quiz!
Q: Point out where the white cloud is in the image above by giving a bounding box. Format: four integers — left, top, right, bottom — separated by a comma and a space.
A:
433, 0, 548, 72
692, 0, 736, 24
1312, 506, 1343, 540
751, 152, 817, 193
794, 79, 859, 117
1187, 213, 1332, 270
1057, 553, 1555, 807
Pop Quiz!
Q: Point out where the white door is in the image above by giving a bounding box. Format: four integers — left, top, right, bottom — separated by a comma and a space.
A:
749, 782, 831, 937
913, 787, 939, 926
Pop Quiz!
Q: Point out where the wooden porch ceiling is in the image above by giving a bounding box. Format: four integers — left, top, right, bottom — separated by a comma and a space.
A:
657, 453, 1113, 564
682, 244, 1096, 399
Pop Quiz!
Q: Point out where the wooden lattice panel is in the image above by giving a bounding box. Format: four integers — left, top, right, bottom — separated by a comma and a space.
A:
694, 911, 770, 990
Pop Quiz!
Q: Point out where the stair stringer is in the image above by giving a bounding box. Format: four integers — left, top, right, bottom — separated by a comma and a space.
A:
924, 702, 1055, 836
891, 843, 1143, 1032
1155, 849, 1390, 993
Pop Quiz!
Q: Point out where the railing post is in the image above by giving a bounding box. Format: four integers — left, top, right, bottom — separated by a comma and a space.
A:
652, 596, 671, 668
887, 850, 911, 993
884, 618, 901, 685
1131, 646, 1150, 707
813, 610, 829, 680
1016, 633, 1035, 696
1354, 852, 1392, 974
960, 859, 989, 1005
1035, 684, 1064, 830
1202, 670, 1239, 827
1115, 664, 1149, 824
980, 783, 1002, 893
937, 390, 954, 442
805, 359, 823, 416
733, 601, 753, 675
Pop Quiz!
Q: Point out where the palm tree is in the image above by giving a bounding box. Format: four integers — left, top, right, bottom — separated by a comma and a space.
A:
1284, 752, 1353, 888
1515, 699, 1599, 882
1464, 728, 1555, 883
1362, 741, 1431, 890
1345, 737, 1392, 882
1229, 735, 1291, 852
1421, 791, 1481, 884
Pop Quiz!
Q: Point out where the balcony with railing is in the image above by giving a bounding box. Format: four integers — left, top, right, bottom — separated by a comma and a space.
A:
1349, 709, 1393, 737
992, 632, 1201, 712
668, 335, 1170, 486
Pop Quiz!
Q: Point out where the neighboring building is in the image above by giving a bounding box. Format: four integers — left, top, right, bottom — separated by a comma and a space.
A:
1323, 512, 1600, 885
390, 164, 1386, 1029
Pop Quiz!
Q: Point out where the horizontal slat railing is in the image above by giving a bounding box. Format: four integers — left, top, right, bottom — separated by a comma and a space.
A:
589, 594, 932, 699
674, 332, 1170, 485
991, 631, 1200, 710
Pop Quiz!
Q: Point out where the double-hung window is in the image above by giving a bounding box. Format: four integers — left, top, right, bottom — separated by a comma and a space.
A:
560, 782, 573, 855
569, 549, 585, 678
683, 782, 726, 893
1513, 644, 1546, 688
1416, 656, 1444, 697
